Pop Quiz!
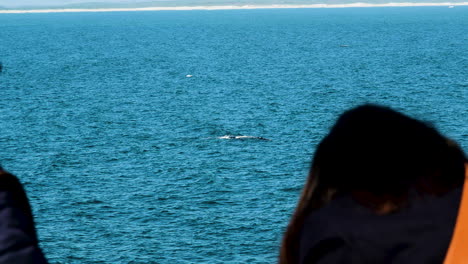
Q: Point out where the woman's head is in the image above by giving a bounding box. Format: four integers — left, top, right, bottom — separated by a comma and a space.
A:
313, 104, 465, 198
280, 104, 467, 263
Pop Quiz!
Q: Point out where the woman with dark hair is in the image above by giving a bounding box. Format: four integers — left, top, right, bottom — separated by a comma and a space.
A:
280, 104, 467, 264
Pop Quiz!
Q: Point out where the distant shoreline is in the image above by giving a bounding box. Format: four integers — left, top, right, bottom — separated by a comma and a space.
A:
0, 2, 467, 14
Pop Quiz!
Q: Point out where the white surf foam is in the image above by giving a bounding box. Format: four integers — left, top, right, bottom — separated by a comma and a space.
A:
1, 2, 467, 14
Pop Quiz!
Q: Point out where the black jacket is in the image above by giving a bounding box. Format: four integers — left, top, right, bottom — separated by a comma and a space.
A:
299, 189, 462, 264
0, 170, 48, 264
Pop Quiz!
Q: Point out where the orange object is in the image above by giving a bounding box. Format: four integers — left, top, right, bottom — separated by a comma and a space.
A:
444, 164, 468, 264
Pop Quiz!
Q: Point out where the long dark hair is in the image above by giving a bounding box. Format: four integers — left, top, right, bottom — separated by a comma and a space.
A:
279, 104, 467, 264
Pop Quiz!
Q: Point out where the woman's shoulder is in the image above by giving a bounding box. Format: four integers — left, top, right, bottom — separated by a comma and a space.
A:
299, 189, 462, 264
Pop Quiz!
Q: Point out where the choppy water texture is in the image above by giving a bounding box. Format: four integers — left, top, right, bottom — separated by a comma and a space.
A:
0, 7, 467, 263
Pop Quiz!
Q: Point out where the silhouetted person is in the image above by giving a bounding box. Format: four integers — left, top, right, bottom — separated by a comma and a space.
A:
0, 167, 48, 263
280, 104, 467, 264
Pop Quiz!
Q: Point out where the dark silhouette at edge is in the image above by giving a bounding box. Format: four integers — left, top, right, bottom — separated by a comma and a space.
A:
0, 167, 48, 263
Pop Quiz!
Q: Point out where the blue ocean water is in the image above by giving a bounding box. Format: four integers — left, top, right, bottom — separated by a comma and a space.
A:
0, 7, 467, 263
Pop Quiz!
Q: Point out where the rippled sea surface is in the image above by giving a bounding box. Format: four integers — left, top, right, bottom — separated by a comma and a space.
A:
0, 7, 467, 263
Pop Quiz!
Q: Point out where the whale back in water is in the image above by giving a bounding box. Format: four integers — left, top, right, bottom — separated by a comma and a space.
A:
218, 135, 270, 141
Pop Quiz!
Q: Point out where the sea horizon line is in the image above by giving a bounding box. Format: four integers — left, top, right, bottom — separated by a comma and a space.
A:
0, 2, 467, 14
